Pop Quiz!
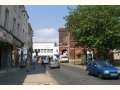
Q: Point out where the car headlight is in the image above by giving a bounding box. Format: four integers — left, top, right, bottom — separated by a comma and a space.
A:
117, 70, 120, 74
104, 70, 109, 74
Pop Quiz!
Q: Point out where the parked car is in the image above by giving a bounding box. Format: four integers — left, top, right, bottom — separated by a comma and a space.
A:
86, 60, 120, 79
49, 55, 60, 68
60, 56, 69, 63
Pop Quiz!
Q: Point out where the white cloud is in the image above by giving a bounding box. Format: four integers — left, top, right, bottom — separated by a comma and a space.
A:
33, 28, 58, 43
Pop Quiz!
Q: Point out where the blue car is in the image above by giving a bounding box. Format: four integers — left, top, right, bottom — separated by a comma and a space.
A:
86, 60, 120, 78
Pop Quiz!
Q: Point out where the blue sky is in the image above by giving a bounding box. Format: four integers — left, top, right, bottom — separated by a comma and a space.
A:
26, 5, 72, 43
26, 5, 70, 30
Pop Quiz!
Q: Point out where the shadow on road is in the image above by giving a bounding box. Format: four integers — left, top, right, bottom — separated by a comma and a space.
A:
0, 69, 27, 85
0, 64, 48, 85
27, 64, 47, 75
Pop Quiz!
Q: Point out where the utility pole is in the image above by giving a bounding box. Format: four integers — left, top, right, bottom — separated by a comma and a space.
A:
68, 31, 70, 63
74, 46, 75, 64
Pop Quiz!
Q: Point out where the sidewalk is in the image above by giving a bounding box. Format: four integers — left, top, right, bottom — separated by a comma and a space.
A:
23, 66, 58, 85
0, 67, 20, 78
23, 72, 58, 85
61, 63, 86, 70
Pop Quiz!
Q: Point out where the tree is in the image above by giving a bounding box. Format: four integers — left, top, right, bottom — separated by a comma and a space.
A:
65, 5, 120, 59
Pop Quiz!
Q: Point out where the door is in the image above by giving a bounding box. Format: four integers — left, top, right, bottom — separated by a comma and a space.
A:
92, 63, 98, 75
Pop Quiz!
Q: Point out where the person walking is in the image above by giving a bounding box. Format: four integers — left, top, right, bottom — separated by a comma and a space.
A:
41, 56, 47, 69
26, 58, 30, 72
26, 52, 31, 72
32, 55, 37, 70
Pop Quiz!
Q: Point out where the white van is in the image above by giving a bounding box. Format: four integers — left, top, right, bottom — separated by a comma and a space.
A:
60, 55, 69, 63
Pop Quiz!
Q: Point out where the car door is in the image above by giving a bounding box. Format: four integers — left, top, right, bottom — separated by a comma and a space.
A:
92, 62, 98, 75
87, 62, 94, 73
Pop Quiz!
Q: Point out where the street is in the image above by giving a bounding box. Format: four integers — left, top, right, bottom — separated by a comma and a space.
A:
0, 64, 120, 85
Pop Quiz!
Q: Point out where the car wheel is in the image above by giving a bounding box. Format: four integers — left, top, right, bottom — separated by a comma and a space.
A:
87, 70, 91, 75
98, 74, 103, 79
58, 66, 60, 68
49, 66, 52, 69
116, 76, 120, 79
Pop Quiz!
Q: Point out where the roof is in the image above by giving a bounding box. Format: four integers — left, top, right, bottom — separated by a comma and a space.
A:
59, 27, 67, 32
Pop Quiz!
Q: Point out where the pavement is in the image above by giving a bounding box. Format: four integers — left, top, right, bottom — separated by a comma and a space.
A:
0, 67, 20, 78
23, 64, 58, 85
0, 64, 58, 85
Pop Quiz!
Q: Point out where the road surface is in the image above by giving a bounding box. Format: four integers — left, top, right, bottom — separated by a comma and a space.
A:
0, 64, 120, 85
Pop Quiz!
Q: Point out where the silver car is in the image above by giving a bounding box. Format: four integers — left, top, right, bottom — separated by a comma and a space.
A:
49, 59, 60, 68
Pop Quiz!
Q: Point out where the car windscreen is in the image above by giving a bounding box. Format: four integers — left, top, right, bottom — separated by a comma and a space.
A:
96, 61, 112, 67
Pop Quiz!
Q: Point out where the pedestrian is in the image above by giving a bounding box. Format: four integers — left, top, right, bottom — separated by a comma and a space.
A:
32, 55, 37, 70
26, 53, 31, 72
41, 56, 46, 68
26, 59, 30, 72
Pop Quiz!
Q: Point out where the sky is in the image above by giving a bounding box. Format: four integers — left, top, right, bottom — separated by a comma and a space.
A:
26, 5, 72, 43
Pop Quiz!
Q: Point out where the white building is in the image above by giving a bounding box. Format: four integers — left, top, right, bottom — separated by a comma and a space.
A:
33, 42, 59, 57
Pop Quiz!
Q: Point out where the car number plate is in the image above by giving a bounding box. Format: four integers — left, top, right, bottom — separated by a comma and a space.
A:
110, 73, 117, 76
51, 62, 55, 64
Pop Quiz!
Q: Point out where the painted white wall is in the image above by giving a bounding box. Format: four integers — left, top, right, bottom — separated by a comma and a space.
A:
33, 42, 59, 56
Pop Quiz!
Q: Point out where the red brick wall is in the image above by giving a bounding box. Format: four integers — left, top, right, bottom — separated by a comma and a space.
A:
69, 47, 85, 59
59, 28, 68, 46
59, 28, 86, 60
59, 47, 68, 54
59, 28, 69, 55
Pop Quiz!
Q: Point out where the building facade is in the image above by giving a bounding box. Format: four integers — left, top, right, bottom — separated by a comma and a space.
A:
59, 27, 69, 55
59, 28, 96, 64
59, 28, 120, 65
33, 42, 59, 58
27, 23, 33, 64
0, 5, 32, 69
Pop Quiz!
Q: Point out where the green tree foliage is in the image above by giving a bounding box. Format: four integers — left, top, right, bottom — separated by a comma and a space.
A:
65, 5, 120, 51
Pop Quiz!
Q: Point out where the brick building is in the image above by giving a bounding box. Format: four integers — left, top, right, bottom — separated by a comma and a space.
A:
59, 27, 69, 55
59, 28, 120, 65
59, 28, 86, 64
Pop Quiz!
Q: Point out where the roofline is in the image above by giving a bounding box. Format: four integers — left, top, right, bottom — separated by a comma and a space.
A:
21, 5, 29, 19
33, 42, 58, 43
28, 23, 33, 31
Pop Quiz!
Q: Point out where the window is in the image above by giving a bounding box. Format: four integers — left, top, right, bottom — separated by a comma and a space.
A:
41, 49, 43, 53
4, 8, 9, 29
44, 49, 47, 53
50, 49, 53, 53
38, 49, 40, 53
17, 23, 20, 31
12, 18, 16, 32
47, 49, 49, 53
47, 49, 50, 53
